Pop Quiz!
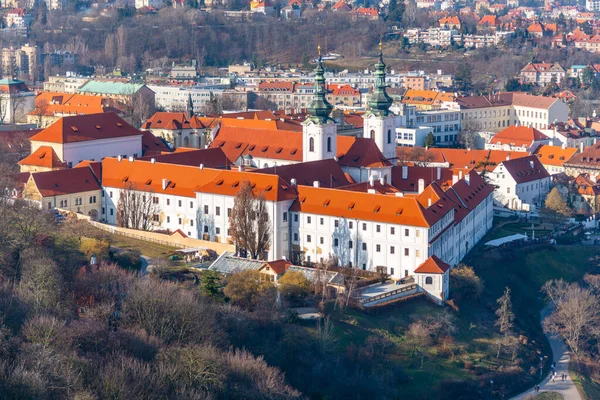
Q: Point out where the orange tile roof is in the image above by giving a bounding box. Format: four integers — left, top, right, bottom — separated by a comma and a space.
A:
142, 112, 207, 130
426, 148, 521, 171
439, 16, 460, 25
255, 159, 353, 188
29, 92, 121, 117
30, 113, 142, 144
490, 126, 549, 147
139, 147, 232, 168
18, 146, 66, 169
401, 90, 455, 106
193, 170, 297, 202
102, 158, 296, 202
265, 259, 292, 275
102, 157, 221, 198
414, 255, 450, 274
391, 166, 454, 191
478, 15, 500, 26
533, 145, 578, 167
29, 167, 101, 197
289, 184, 452, 227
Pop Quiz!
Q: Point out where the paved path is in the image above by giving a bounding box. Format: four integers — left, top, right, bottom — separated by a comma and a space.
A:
510, 305, 582, 400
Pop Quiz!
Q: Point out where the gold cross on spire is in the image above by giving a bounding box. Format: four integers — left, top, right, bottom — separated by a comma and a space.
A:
318, 43, 321, 57
379, 33, 383, 52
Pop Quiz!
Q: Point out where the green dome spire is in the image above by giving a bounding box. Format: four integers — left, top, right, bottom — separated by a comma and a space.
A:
307, 45, 333, 124
368, 37, 393, 117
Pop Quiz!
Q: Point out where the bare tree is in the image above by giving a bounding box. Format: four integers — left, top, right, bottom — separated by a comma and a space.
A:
542, 280, 600, 355
31, 98, 50, 127
116, 182, 160, 231
10, 94, 27, 124
495, 287, 515, 358
228, 181, 271, 259
115, 86, 156, 128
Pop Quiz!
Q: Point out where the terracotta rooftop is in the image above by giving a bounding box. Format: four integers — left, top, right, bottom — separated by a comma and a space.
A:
533, 145, 578, 167
29, 167, 101, 197
499, 155, 550, 184
490, 126, 549, 147
30, 113, 142, 144
18, 146, 66, 169
414, 255, 450, 274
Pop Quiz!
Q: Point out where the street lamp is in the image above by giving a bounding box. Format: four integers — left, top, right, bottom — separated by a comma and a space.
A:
490, 379, 494, 395
539, 356, 544, 380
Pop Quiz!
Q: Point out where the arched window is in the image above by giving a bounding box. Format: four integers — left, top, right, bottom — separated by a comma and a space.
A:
425, 276, 433, 285
327, 137, 332, 152
369, 129, 375, 139
387, 129, 392, 144
309, 137, 315, 152
183, 136, 190, 147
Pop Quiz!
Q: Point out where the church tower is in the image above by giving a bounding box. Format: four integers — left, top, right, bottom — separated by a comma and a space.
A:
363, 38, 396, 160
187, 92, 194, 118
302, 46, 337, 163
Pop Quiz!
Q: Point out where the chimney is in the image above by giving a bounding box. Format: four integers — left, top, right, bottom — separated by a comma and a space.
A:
402, 165, 408, 180
379, 176, 386, 185
428, 198, 432, 207
290, 178, 297, 186
367, 188, 376, 194
313, 180, 320, 187
239, 165, 246, 172
581, 142, 585, 152
529, 160, 534, 169
162, 178, 169, 190
199, 163, 204, 170
151, 158, 156, 164
369, 175, 375, 187
452, 174, 459, 185
117, 155, 123, 162
128, 156, 134, 162
395, 192, 404, 197
459, 170, 463, 179
418, 178, 425, 194
436, 167, 441, 180
465, 172, 471, 186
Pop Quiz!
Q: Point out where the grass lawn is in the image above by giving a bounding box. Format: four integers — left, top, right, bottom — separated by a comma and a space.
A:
536, 392, 563, 400
487, 221, 553, 241
569, 367, 600, 400
108, 233, 177, 259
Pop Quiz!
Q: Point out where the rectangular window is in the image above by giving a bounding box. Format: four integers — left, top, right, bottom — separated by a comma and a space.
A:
109, 191, 113, 198
152, 197, 159, 204
390, 246, 395, 254
349, 241, 353, 249
190, 201, 194, 208
167, 199, 170, 205
204, 205, 209, 214
376, 244, 381, 252
190, 220, 194, 227
283, 212, 287, 222
334, 220, 339, 228
227, 208, 231, 217
362, 243, 367, 251
216, 227, 221, 234
320, 237, 324, 244
178, 218, 182, 225
216, 207, 221, 216
334, 238, 339, 247
204, 226, 208, 233
390, 227, 395, 235
320, 217, 324, 225
152, 214, 159, 222
404, 248, 409, 256
293, 233, 298, 241
376, 225, 381, 233
307, 216, 311, 224
416, 230, 420, 238
178, 200, 182, 207
390, 268, 395, 276
110, 208, 114, 216
349, 221, 353, 229
404, 229, 409, 237
416, 249, 420, 257
294, 214, 299, 222
363, 223, 367, 231
307, 235, 312, 243
167, 216, 170, 223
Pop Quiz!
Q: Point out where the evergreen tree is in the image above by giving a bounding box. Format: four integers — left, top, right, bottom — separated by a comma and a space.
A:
424, 132, 436, 148
199, 270, 223, 301
387, 0, 405, 24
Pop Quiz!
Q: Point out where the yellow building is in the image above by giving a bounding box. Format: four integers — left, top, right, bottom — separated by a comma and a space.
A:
22, 165, 102, 220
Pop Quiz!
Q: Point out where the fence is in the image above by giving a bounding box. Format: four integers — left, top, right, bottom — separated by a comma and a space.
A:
89, 221, 188, 249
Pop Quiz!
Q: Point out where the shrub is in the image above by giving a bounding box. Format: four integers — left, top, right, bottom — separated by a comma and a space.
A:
450, 264, 484, 300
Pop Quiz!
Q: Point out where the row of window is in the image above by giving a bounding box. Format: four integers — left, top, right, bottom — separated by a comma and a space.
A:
57, 195, 97, 208
299, 233, 421, 256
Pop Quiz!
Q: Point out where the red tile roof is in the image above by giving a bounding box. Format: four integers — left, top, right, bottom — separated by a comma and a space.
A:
29, 167, 101, 197
265, 259, 292, 275
29, 92, 121, 117
18, 146, 66, 169
255, 159, 353, 188
142, 112, 208, 130
141, 131, 171, 156
500, 155, 550, 184
336, 137, 392, 168
30, 113, 142, 144
391, 166, 454, 192
139, 147, 232, 168
414, 255, 450, 274
490, 126, 549, 147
